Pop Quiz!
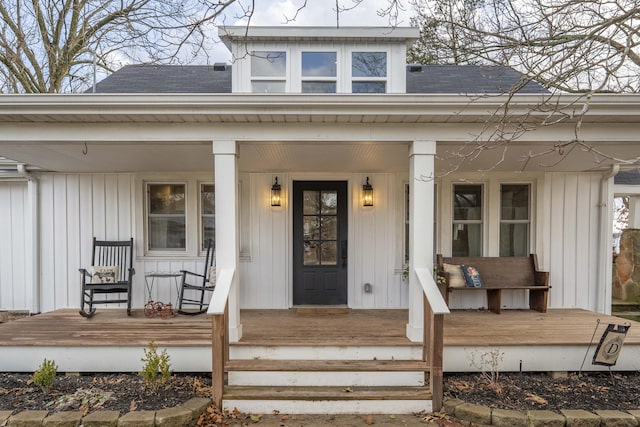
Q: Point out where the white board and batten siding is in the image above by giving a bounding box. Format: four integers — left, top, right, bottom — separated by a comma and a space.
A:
238, 172, 409, 309
0, 169, 613, 314
0, 182, 29, 311
437, 171, 608, 313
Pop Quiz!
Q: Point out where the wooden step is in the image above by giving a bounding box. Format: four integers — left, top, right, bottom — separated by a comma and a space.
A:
225, 359, 429, 372
224, 385, 432, 401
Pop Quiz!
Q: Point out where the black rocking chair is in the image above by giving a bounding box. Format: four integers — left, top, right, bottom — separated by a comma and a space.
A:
177, 238, 216, 315
79, 238, 135, 318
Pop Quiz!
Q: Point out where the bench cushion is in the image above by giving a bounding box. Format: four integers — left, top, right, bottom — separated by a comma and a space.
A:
461, 265, 484, 288
443, 263, 466, 288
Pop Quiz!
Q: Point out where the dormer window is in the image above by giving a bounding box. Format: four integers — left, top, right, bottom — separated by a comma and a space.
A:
302, 52, 337, 93
251, 51, 287, 93
351, 52, 387, 93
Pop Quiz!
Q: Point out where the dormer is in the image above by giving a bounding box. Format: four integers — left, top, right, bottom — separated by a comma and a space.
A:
219, 26, 419, 94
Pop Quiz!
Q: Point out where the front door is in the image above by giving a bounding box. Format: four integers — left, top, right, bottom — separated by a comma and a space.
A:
293, 181, 348, 305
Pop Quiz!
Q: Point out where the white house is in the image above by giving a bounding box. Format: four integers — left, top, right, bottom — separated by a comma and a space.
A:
1, 26, 640, 412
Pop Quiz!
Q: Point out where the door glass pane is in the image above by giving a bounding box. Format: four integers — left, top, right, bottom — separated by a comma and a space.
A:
302, 52, 337, 77
352, 52, 387, 77
320, 191, 337, 214
452, 223, 482, 257
320, 242, 337, 265
304, 217, 320, 240
321, 216, 337, 240
500, 223, 529, 256
303, 191, 319, 215
304, 241, 320, 265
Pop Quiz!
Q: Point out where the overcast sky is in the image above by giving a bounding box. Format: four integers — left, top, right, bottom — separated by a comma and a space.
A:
209, 0, 415, 62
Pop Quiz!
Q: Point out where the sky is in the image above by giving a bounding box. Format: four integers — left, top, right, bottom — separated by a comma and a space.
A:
208, 0, 415, 62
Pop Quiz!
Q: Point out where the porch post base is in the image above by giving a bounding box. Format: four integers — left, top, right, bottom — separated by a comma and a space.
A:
406, 323, 423, 343
229, 324, 243, 342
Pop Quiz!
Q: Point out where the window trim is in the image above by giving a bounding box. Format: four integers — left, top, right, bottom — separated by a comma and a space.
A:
199, 182, 215, 253
499, 183, 532, 257
452, 183, 484, 257
145, 181, 188, 254
350, 50, 389, 93
251, 49, 289, 93
137, 174, 217, 259
301, 50, 338, 94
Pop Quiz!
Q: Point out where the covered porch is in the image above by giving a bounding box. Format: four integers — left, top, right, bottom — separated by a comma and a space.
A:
1, 308, 638, 373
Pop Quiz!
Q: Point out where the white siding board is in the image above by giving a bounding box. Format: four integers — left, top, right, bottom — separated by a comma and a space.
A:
66, 175, 81, 309
0, 183, 28, 310
39, 175, 55, 313
562, 174, 578, 308
548, 174, 566, 308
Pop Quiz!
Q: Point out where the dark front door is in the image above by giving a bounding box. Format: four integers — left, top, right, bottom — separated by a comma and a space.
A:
293, 181, 348, 305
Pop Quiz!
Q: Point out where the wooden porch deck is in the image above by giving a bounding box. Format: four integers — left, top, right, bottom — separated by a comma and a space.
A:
0, 308, 639, 372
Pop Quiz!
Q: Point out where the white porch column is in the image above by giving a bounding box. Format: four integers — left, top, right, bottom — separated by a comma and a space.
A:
406, 140, 436, 342
213, 139, 242, 342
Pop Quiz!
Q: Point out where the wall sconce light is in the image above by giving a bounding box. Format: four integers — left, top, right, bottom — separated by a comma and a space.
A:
363, 176, 374, 207
271, 176, 282, 207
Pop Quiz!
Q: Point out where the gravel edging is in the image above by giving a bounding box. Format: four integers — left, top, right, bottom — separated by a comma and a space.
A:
0, 397, 211, 427
445, 398, 640, 426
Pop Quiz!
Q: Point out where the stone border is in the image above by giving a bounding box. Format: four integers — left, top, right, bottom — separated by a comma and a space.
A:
0, 397, 211, 427
445, 398, 640, 426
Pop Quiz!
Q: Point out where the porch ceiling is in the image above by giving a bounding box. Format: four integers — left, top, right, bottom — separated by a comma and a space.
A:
1, 93, 639, 173
0, 139, 635, 173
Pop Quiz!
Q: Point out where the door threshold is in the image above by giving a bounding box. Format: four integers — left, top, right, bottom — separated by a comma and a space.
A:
293, 305, 349, 315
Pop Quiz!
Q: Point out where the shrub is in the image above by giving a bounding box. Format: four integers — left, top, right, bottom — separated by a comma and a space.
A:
140, 341, 172, 391
32, 358, 58, 393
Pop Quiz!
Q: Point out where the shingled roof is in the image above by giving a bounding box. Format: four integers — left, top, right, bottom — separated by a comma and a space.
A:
91, 63, 547, 94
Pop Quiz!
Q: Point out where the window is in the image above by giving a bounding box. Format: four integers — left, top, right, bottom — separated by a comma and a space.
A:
500, 184, 530, 256
201, 184, 215, 250
302, 51, 337, 93
147, 183, 186, 251
251, 51, 286, 93
452, 184, 483, 256
351, 52, 387, 93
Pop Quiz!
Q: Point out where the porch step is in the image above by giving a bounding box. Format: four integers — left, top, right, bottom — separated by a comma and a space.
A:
222, 385, 433, 414
226, 359, 429, 372
226, 359, 428, 386
224, 385, 432, 400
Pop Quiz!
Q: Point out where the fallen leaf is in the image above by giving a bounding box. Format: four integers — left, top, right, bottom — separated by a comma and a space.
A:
451, 380, 473, 391
280, 415, 289, 421
525, 393, 548, 405
129, 399, 138, 412
343, 387, 353, 393
364, 414, 375, 425
388, 415, 396, 419
250, 414, 263, 423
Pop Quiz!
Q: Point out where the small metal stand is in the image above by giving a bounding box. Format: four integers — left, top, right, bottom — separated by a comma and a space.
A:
144, 271, 181, 307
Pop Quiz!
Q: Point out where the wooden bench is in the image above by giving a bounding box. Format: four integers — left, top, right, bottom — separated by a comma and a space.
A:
436, 254, 550, 314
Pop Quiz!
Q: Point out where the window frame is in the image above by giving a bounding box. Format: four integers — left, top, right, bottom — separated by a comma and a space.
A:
499, 183, 531, 257
251, 50, 289, 93
145, 181, 188, 254
199, 182, 215, 252
301, 50, 338, 94
350, 51, 388, 93
138, 174, 217, 258
452, 183, 484, 257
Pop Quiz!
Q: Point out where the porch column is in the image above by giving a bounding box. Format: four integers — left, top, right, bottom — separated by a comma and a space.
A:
213, 140, 242, 341
406, 140, 436, 342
